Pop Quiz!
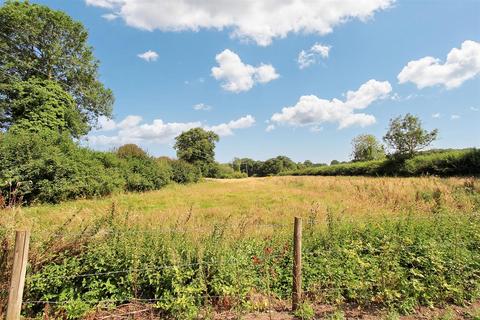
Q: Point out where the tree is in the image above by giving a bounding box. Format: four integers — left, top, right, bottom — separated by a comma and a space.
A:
174, 128, 219, 176
0, 0, 114, 132
351, 134, 385, 162
330, 160, 340, 165
383, 114, 438, 157
2, 78, 87, 137
116, 144, 148, 159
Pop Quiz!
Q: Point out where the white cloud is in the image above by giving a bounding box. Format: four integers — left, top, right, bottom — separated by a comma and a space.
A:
84, 0, 393, 46
211, 49, 278, 92
298, 43, 331, 69
265, 124, 275, 132
206, 115, 255, 136
102, 13, 119, 21
97, 116, 117, 131
87, 115, 254, 147
137, 50, 159, 62
432, 113, 441, 118
398, 40, 480, 89
471, 106, 479, 112
271, 79, 392, 129
451, 114, 460, 120
193, 103, 212, 111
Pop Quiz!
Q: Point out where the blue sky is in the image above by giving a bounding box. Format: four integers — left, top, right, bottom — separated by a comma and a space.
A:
27, 0, 480, 163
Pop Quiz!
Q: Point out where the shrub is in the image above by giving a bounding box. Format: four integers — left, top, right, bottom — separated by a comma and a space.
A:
213, 163, 247, 179
116, 144, 148, 159
284, 149, 480, 177
170, 159, 201, 184
120, 156, 170, 192
0, 130, 125, 204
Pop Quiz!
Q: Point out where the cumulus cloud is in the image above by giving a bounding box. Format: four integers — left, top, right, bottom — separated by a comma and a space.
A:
432, 113, 441, 118
471, 107, 479, 112
87, 115, 255, 146
84, 0, 393, 46
137, 50, 159, 62
398, 40, 480, 89
451, 114, 460, 120
206, 115, 255, 136
270, 79, 392, 129
211, 49, 279, 92
298, 43, 331, 69
193, 103, 212, 111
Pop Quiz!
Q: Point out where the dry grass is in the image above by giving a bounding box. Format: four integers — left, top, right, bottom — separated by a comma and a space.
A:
1, 176, 477, 242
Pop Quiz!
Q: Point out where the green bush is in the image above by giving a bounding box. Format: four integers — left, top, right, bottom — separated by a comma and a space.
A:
170, 159, 201, 184
213, 163, 248, 179
0, 131, 187, 205
0, 130, 125, 204
284, 149, 480, 177
120, 156, 170, 192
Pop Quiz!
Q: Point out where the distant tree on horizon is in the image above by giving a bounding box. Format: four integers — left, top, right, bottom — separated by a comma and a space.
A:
351, 134, 385, 162
383, 114, 438, 157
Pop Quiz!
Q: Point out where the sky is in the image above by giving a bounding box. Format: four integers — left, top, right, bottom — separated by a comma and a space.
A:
23, 0, 480, 163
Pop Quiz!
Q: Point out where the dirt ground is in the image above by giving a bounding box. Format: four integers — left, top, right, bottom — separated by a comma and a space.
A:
82, 300, 480, 319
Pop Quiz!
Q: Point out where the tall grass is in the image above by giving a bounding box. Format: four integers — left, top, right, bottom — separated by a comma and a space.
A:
1, 176, 479, 318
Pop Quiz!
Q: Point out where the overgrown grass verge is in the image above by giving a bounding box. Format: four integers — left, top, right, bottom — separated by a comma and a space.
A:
1, 206, 479, 319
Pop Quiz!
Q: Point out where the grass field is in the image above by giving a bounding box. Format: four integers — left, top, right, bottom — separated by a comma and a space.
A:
2, 176, 478, 238
1, 176, 480, 319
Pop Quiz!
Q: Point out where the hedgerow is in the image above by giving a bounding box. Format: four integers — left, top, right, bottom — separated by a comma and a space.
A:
283, 149, 480, 177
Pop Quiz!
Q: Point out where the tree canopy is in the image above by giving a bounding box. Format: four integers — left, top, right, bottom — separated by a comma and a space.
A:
351, 134, 385, 162
0, 0, 114, 133
383, 114, 438, 157
2, 78, 87, 137
174, 128, 219, 176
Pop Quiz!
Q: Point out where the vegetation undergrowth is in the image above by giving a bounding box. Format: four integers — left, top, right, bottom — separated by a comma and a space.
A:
1, 194, 479, 319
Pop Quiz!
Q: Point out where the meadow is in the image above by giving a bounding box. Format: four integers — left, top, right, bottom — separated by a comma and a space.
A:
1, 176, 480, 319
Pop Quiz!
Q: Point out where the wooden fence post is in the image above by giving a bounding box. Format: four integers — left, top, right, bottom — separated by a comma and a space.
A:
6, 230, 30, 320
292, 217, 302, 311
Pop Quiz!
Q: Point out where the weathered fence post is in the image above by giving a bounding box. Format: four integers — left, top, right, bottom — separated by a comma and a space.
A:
292, 217, 302, 311
6, 230, 30, 320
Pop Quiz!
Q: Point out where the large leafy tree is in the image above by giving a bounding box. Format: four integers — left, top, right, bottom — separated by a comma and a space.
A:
383, 114, 438, 157
351, 134, 385, 162
174, 128, 219, 176
0, 0, 114, 132
3, 78, 88, 137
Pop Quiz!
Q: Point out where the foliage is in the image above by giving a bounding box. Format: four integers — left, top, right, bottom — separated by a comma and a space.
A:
0, 0, 114, 131
14, 203, 480, 319
214, 163, 248, 179
293, 301, 315, 319
169, 159, 202, 184
284, 149, 480, 177
116, 144, 148, 159
383, 114, 438, 157
0, 78, 87, 137
174, 128, 219, 177
0, 132, 198, 205
231, 156, 301, 177
0, 129, 125, 204
120, 155, 170, 193
351, 134, 385, 162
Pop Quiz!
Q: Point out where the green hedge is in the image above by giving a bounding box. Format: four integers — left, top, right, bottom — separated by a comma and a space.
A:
0, 130, 201, 205
283, 149, 480, 177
